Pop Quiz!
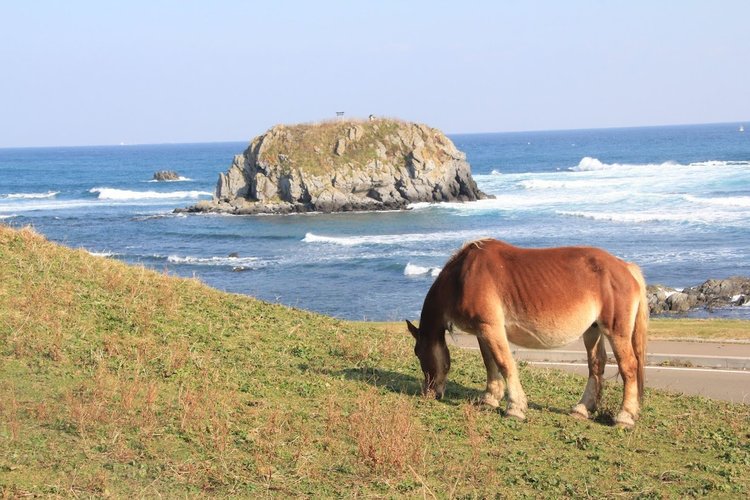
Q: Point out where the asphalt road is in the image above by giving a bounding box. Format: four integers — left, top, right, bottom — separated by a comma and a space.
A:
447, 334, 750, 404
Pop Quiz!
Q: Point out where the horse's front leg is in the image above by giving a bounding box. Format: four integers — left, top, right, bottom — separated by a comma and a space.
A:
571, 326, 606, 420
479, 323, 528, 420
477, 337, 505, 408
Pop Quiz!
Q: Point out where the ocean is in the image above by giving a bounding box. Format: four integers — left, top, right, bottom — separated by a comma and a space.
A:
2, 123, 749, 321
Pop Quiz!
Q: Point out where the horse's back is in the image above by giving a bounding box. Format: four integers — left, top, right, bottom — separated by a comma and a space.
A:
435, 240, 642, 347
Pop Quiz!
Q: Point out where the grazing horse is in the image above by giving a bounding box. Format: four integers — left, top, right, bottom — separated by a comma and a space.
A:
407, 239, 648, 428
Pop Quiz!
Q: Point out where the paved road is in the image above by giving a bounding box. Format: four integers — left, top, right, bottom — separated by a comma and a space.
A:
447, 334, 750, 404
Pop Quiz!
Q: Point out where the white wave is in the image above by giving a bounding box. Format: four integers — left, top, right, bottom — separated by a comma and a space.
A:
132, 212, 188, 221
146, 177, 193, 182
490, 169, 502, 175
683, 194, 750, 208
688, 160, 750, 168
569, 157, 680, 172
89, 187, 211, 200
302, 230, 489, 246
167, 254, 260, 267
87, 251, 116, 258
0, 214, 17, 220
570, 157, 749, 172
557, 209, 741, 225
518, 179, 625, 190
3, 191, 60, 199
404, 263, 441, 277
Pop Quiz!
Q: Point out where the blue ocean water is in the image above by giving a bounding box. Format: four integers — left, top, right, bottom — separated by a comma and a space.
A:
2, 123, 749, 320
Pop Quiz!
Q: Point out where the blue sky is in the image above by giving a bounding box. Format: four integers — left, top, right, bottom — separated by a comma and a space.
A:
1, 1, 748, 147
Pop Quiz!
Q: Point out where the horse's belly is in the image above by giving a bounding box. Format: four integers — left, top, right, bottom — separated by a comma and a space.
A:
505, 316, 594, 349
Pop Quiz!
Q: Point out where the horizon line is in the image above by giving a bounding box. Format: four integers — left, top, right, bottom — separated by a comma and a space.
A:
1, 119, 747, 150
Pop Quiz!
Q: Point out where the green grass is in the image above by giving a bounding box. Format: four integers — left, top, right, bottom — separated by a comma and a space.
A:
1, 224, 749, 497
649, 318, 750, 341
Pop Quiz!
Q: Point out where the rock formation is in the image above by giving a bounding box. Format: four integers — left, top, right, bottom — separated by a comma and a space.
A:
647, 277, 750, 314
181, 118, 490, 215
153, 170, 181, 181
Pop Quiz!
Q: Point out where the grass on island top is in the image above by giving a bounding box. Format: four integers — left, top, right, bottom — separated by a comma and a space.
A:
256, 118, 442, 176
1, 224, 749, 497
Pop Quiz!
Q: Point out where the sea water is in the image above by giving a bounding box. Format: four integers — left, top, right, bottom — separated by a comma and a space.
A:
1, 123, 748, 320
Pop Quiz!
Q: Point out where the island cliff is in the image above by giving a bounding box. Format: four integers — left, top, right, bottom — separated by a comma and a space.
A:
182, 118, 490, 214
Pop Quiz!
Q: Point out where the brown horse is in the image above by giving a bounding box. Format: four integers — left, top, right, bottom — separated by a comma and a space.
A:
407, 239, 648, 428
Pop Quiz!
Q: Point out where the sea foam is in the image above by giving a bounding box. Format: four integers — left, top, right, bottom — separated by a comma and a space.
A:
167, 254, 260, 267
404, 263, 441, 277
683, 194, 750, 208
87, 251, 116, 258
89, 187, 211, 200
146, 177, 193, 183
3, 191, 60, 199
302, 230, 488, 246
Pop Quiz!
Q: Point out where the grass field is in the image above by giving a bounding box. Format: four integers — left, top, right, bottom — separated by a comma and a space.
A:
1, 224, 749, 497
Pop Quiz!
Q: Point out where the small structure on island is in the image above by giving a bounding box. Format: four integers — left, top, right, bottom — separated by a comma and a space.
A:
180, 118, 490, 215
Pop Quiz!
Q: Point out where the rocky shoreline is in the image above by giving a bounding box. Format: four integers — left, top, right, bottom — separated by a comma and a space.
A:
179, 118, 490, 215
648, 277, 750, 314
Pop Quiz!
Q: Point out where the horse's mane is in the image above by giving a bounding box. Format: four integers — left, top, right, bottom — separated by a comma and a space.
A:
444, 238, 493, 267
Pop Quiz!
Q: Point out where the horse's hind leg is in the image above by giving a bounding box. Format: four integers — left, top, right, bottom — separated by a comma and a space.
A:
608, 327, 640, 428
571, 326, 606, 420
479, 323, 528, 420
477, 338, 505, 408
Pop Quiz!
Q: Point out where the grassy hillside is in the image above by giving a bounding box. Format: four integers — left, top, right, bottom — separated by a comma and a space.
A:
1, 225, 749, 497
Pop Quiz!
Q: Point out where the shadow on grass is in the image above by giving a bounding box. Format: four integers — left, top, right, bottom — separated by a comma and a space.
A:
338, 367, 482, 405
339, 366, 619, 425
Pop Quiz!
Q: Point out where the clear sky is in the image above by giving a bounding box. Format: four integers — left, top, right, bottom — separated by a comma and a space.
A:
1, 1, 748, 147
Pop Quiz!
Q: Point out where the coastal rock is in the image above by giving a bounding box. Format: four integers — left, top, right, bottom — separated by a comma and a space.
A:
153, 170, 181, 181
182, 118, 490, 215
646, 277, 750, 314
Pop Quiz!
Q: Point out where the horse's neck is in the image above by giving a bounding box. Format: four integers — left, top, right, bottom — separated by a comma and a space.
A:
419, 302, 445, 341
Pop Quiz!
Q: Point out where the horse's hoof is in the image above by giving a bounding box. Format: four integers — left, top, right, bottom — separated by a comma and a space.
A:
570, 404, 590, 420
481, 393, 501, 408
504, 408, 526, 421
615, 411, 635, 429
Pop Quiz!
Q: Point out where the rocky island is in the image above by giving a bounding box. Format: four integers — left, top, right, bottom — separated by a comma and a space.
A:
181, 118, 490, 215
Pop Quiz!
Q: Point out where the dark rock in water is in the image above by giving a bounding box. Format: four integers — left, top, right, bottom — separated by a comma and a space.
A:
228, 252, 240, 258
153, 170, 180, 181
647, 277, 750, 314
179, 118, 491, 215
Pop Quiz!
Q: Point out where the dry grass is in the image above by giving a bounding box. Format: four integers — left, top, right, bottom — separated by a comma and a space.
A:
348, 388, 425, 472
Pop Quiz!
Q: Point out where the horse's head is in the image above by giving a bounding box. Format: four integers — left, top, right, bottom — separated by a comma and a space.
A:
406, 320, 450, 399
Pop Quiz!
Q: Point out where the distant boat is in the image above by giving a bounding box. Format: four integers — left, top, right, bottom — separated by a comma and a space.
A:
741, 125, 745, 132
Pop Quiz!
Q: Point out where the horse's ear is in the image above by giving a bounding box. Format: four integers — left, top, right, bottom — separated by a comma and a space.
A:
405, 320, 419, 339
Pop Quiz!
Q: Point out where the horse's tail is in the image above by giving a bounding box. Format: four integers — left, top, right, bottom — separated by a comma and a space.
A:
627, 262, 649, 402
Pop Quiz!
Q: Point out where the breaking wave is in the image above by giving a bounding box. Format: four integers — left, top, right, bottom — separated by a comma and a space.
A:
683, 194, 750, 208
89, 187, 212, 200
404, 263, 441, 277
302, 230, 488, 246
167, 254, 261, 267
87, 251, 116, 258
3, 191, 59, 199
569, 157, 750, 172
146, 176, 193, 182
